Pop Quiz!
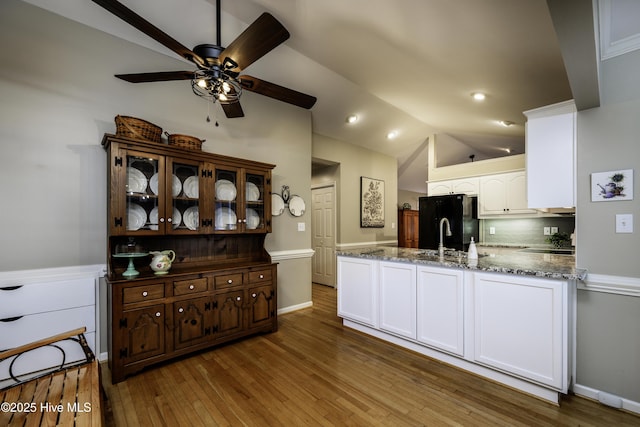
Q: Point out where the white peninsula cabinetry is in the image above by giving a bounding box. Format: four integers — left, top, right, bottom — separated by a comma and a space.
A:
337, 256, 575, 404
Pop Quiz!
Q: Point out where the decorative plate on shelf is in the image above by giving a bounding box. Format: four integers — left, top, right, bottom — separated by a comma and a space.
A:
245, 208, 260, 229
215, 207, 237, 230
183, 206, 199, 230
126, 203, 147, 230
216, 179, 237, 201
183, 176, 199, 198
150, 173, 182, 197
246, 182, 260, 201
126, 167, 147, 193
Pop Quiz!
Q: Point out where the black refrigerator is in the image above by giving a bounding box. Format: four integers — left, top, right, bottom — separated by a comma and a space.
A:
418, 194, 479, 251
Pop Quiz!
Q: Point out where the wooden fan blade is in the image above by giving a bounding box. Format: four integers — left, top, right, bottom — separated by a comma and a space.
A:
115, 71, 194, 83
91, 0, 206, 68
219, 13, 289, 72
239, 75, 317, 109
220, 101, 244, 118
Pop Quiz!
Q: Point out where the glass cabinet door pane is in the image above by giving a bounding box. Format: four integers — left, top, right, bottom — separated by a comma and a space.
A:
245, 172, 265, 231
172, 162, 200, 232
215, 169, 238, 231
126, 155, 159, 232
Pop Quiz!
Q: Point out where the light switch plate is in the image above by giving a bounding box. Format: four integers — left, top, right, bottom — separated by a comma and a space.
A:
615, 214, 633, 233
297, 222, 306, 232
489, 227, 496, 235
551, 226, 559, 234
544, 227, 551, 235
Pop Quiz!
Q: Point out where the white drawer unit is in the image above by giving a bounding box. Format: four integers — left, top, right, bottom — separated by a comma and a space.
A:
0, 265, 104, 354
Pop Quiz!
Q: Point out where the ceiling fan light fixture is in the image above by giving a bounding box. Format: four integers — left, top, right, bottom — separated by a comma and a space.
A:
191, 69, 242, 103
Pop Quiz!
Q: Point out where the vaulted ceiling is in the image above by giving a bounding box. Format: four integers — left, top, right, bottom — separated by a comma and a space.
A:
23, 0, 614, 192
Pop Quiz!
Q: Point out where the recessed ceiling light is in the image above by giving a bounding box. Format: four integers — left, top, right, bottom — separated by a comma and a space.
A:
498, 120, 515, 127
386, 130, 398, 140
346, 114, 358, 124
471, 92, 486, 101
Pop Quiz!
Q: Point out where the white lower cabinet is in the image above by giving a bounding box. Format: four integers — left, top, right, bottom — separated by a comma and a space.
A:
337, 257, 378, 327
379, 262, 416, 339
417, 266, 464, 356
472, 272, 569, 390
337, 256, 574, 403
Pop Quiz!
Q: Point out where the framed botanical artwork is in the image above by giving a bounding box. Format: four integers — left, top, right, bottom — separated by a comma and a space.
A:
591, 169, 633, 201
360, 176, 385, 227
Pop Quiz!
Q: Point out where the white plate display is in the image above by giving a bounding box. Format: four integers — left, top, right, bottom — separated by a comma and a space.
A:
288, 195, 306, 217
245, 208, 260, 229
216, 179, 237, 201
246, 182, 260, 201
149, 207, 181, 230
126, 203, 147, 231
183, 206, 199, 231
272, 193, 285, 216
127, 167, 147, 193
150, 173, 182, 197
215, 207, 237, 230
183, 176, 199, 198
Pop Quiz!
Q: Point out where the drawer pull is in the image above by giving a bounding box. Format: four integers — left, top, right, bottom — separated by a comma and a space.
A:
259, 274, 264, 279
227, 279, 233, 284
0, 316, 23, 323
252, 293, 257, 298
155, 312, 161, 317
178, 307, 184, 313
189, 284, 195, 290
236, 296, 241, 301
0, 285, 23, 291
142, 291, 148, 297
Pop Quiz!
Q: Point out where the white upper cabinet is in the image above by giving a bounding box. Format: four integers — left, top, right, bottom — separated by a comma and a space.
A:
427, 177, 479, 196
524, 100, 576, 209
479, 171, 536, 216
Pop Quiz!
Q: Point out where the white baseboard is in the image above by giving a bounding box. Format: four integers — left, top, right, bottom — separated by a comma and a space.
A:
573, 383, 640, 415
278, 301, 313, 315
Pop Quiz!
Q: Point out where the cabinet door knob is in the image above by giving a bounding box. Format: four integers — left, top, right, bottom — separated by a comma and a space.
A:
142, 291, 148, 297
236, 296, 241, 301
227, 279, 233, 284
259, 274, 264, 279
155, 312, 161, 317
160, 217, 165, 223
178, 307, 184, 313
189, 284, 195, 290
252, 293, 257, 298
168, 217, 172, 223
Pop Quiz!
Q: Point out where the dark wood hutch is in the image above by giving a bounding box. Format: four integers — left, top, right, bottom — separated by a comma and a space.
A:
103, 133, 278, 383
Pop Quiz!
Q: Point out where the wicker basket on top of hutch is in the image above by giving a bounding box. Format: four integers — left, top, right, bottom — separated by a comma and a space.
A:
102, 133, 278, 383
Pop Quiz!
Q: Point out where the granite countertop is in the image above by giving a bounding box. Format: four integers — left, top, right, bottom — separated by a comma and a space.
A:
336, 246, 586, 280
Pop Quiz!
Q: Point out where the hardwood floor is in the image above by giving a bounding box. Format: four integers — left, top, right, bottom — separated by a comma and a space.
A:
102, 284, 639, 426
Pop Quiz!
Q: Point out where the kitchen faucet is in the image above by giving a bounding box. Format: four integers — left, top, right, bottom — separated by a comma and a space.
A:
439, 217, 452, 257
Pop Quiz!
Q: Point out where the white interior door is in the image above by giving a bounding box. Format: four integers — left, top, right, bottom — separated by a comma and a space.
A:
312, 184, 336, 286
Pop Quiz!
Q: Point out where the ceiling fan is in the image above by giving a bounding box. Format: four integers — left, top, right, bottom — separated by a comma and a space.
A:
91, 0, 317, 118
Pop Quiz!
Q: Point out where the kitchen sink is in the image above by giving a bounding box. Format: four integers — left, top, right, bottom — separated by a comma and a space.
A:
518, 248, 575, 255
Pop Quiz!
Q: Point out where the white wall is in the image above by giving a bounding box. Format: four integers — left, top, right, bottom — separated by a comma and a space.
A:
0, 0, 314, 350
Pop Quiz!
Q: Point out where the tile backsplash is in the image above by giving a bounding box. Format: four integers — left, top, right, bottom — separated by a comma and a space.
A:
480, 217, 575, 247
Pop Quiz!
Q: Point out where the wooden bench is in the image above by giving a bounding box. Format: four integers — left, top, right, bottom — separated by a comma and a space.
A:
0, 328, 103, 426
